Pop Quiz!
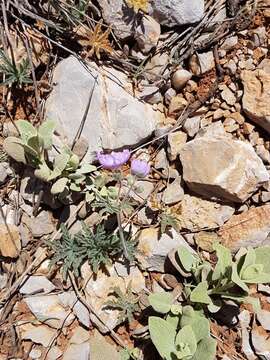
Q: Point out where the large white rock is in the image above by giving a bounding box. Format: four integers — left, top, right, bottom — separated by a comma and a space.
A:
149, 0, 204, 27
180, 135, 269, 203
46, 56, 162, 162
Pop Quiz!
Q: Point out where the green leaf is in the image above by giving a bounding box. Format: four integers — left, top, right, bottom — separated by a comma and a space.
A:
242, 265, 270, 284
70, 182, 81, 192
148, 317, 176, 359
255, 246, 270, 274
231, 263, 249, 292
166, 313, 180, 331
239, 247, 256, 278
34, 163, 52, 181
190, 281, 212, 305
51, 177, 69, 195
148, 292, 173, 314
192, 337, 217, 360
177, 246, 197, 272
3, 137, 26, 164
175, 325, 197, 357
27, 135, 41, 153
180, 306, 196, 328
48, 153, 70, 181
66, 154, 80, 170
38, 119, 56, 150
17, 120, 37, 142
212, 243, 232, 281
78, 163, 97, 174
190, 317, 210, 343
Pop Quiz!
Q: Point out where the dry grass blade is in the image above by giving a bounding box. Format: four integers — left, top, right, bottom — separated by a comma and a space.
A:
77, 22, 113, 59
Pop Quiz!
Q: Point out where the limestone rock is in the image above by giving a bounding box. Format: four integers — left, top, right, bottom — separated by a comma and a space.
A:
46, 56, 162, 162
137, 228, 195, 272
183, 116, 201, 137
149, 0, 204, 27
90, 330, 121, 360
218, 205, 270, 251
81, 264, 144, 332
20, 276, 56, 295
97, 0, 135, 40
135, 15, 160, 54
22, 211, 54, 238
63, 343, 90, 360
24, 295, 75, 328
171, 194, 234, 232
241, 69, 270, 133
0, 224, 21, 258
171, 69, 192, 91
180, 136, 269, 203
19, 323, 55, 347
162, 177, 184, 205
190, 51, 215, 75
168, 131, 187, 161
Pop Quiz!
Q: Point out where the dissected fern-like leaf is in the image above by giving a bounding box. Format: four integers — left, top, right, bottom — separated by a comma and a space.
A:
77, 22, 113, 59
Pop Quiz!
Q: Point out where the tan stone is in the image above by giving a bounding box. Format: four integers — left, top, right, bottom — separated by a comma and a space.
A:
168, 131, 187, 161
218, 205, 270, 251
0, 224, 21, 258
180, 136, 269, 203
194, 231, 220, 252
171, 194, 234, 232
241, 69, 270, 133
169, 96, 188, 116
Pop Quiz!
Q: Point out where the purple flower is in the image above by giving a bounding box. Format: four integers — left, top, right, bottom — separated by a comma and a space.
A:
97, 149, 131, 170
131, 159, 150, 178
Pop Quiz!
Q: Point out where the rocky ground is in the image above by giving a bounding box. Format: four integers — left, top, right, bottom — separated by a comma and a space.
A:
0, 0, 270, 359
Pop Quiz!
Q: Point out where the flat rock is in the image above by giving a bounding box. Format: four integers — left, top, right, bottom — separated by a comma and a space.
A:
190, 51, 215, 75
149, 0, 204, 27
0, 224, 21, 258
241, 69, 270, 133
24, 295, 75, 328
22, 211, 54, 238
19, 323, 55, 347
97, 0, 135, 40
63, 343, 91, 360
89, 330, 120, 360
180, 135, 269, 203
58, 291, 91, 328
171, 194, 234, 232
81, 264, 144, 332
46, 56, 162, 162
162, 177, 184, 205
135, 15, 160, 54
183, 116, 201, 137
218, 205, 270, 251
137, 228, 193, 272
168, 131, 187, 161
20, 276, 56, 295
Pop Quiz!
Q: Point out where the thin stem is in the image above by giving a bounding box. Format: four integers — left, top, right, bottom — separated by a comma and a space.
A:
116, 176, 129, 260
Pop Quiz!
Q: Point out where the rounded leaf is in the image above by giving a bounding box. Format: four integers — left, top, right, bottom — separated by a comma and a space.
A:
3, 137, 26, 164
148, 292, 174, 314
51, 177, 69, 195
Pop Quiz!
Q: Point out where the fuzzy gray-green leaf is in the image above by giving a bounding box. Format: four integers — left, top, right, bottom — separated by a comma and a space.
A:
17, 120, 37, 142
190, 281, 212, 305
192, 337, 217, 360
38, 119, 55, 150
3, 137, 26, 164
51, 177, 69, 195
148, 292, 173, 314
149, 317, 176, 359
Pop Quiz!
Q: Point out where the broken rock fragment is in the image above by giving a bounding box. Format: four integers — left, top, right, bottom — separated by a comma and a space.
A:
218, 205, 270, 251
180, 135, 269, 203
